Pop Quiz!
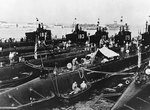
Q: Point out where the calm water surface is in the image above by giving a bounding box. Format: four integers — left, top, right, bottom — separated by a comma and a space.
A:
0, 24, 145, 41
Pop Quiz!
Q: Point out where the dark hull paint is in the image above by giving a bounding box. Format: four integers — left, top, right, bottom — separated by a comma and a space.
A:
0, 67, 105, 109
111, 79, 150, 110
0, 46, 149, 84
0, 50, 90, 90
0, 45, 71, 63
0, 49, 150, 109
0, 47, 88, 80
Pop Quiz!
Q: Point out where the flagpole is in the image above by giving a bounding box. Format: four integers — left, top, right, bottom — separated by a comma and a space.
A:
137, 34, 141, 69
34, 36, 38, 59
34, 18, 39, 60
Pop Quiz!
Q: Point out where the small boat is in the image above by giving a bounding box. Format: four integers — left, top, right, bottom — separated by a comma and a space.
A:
59, 82, 91, 100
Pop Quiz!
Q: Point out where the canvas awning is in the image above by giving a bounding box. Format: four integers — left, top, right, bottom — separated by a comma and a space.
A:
86, 50, 98, 58
99, 46, 119, 58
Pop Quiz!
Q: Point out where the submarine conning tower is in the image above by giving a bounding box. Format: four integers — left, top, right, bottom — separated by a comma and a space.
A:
66, 23, 88, 44
141, 20, 150, 47
89, 18, 108, 47
114, 23, 131, 47
25, 23, 52, 42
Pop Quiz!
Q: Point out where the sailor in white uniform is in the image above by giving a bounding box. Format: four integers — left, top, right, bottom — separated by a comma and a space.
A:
80, 81, 87, 90
71, 81, 81, 94
72, 81, 77, 90
9, 52, 18, 64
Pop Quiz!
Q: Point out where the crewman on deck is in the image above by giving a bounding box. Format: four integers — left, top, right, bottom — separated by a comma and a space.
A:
74, 86, 81, 94
80, 81, 87, 90
9, 52, 18, 64
72, 57, 79, 71
72, 81, 77, 90
72, 81, 81, 94
19, 56, 23, 62
9, 52, 13, 64
68, 40, 71, 47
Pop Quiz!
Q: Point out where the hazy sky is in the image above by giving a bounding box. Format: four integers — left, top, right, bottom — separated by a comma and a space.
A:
0, 0, 150, 25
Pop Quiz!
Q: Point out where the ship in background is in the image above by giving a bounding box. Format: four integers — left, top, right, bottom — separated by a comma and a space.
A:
105, 16, 128, 31
106, 21, 122, 30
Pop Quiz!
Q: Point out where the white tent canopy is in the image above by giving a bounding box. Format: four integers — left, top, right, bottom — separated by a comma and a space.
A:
99, 46, 119, 58
86, 50, 97, 58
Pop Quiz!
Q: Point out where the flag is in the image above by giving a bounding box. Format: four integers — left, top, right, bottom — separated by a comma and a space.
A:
34, 37, 38, 59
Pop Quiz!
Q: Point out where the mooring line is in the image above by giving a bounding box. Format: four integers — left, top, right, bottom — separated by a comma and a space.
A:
8, 94, 22, 106
29, 88, 45, 99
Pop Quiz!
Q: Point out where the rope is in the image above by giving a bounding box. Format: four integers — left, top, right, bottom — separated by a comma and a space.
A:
83, 67, 133, 77
29, 88, 45, 98
78, 67, 84, 79
49, 68, 60, 97
78, 67, 89, 83
25, 61, 41, 68
25, 61, 54, 71
49, 70, 58, 97
8, 94, 22, 106
83, 68, 116, 75
55, 75, 60, 97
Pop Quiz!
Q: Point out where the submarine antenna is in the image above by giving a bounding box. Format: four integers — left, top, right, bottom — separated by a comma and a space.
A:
120, 16, 123, 25
97, 18, 100, 31
72, 18, 77, 32
146, 21, 148, 32
149, 16, 150, 25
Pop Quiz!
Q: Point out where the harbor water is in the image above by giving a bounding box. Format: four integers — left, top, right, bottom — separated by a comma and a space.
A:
0, 24, 145, 41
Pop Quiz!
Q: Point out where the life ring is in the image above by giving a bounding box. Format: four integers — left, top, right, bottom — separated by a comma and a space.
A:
67, 63, 72, 69
125, 80, 130, 85
145, 68, 150, 75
